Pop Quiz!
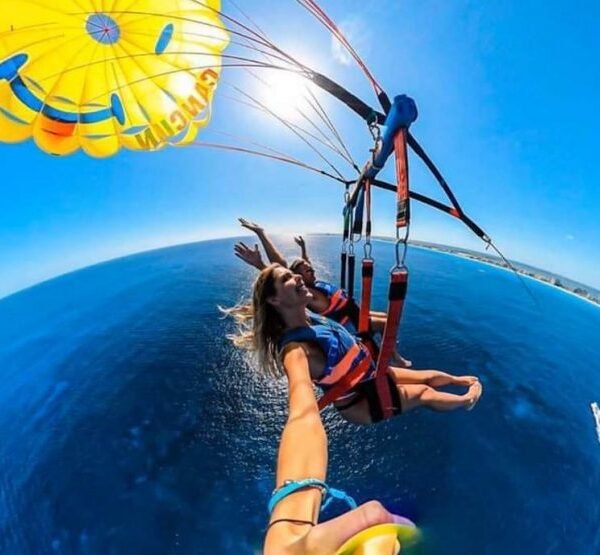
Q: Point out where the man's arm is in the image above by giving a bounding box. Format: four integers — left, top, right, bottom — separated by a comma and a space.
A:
239, 218, 288, 267
294, 235, 311, 265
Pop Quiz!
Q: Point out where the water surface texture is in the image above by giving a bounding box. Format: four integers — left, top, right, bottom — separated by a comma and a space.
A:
1, 237, 599, 554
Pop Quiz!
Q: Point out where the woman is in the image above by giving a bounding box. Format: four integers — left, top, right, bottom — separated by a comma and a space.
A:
234, 218, 412, 368
229, 264, 482, 425
263, 334, 417, 554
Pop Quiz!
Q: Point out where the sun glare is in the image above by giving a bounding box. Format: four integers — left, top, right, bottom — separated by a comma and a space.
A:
260, 70, 315, 121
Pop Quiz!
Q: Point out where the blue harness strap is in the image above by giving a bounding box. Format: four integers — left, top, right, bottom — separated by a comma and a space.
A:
268, 478, 357, 514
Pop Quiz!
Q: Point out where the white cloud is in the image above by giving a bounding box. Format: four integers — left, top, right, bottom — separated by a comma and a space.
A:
331, 18, 370, 66
566, 234, 575, 240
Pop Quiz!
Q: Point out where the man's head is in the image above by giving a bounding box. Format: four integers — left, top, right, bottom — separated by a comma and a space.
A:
289, 258, 317, 287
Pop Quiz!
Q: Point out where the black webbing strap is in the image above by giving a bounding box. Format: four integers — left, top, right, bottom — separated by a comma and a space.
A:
308, 70, 485, 241
347, 252, 356, 299
359, 259, 373, 334
310, 71, 385, 125
365, 178, 372, 238
358, 179, 374, 334
410, 192, 489, 240
407, 132, 463, 216
370, 180, 490, 242
378, 91, 392, 115
352, 186, 366, 236
340, 185, 352, 289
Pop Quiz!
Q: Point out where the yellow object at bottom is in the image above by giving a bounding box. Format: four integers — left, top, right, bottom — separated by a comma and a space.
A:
335, 523, 419, 555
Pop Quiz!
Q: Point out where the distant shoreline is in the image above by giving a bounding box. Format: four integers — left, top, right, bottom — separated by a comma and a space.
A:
413, 243, 600, 308
410, 240, 600, 308
314, 234, 600, 308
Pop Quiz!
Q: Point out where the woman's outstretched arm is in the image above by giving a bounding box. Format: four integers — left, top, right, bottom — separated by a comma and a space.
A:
264, 345, 327, 554
264, 345, 402, 555
239, 218, 288, 266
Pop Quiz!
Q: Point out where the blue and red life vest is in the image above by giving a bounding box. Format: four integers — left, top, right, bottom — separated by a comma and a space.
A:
312, 280, 360, 330
313, 280, 382, 363
278, 315, 374, 406
277, 316, 401, 421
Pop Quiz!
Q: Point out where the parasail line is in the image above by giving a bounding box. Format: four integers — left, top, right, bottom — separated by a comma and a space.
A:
222, 86, 356, 170
186, 140, 349, 183
229, 83, 347, 180
239, 69, 356, 168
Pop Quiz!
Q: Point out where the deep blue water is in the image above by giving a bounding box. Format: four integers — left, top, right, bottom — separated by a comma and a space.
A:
0, 236, 599, 555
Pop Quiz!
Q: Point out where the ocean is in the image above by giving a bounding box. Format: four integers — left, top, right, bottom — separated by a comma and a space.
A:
0, 236, 598, 554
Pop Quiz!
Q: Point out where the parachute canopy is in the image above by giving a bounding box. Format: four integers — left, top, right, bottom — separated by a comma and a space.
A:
0, 0, 229, 157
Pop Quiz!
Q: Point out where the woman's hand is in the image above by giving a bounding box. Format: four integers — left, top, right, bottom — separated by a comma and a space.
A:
239, 217, 264, 234
266, 500, 407, 555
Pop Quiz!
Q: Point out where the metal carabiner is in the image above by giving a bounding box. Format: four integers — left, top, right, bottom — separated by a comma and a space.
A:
393, 239, 408, 269
368, 121, 381, 143
344, 189, 350, 205
393, 226, 410, 270
368, 124, 382, 167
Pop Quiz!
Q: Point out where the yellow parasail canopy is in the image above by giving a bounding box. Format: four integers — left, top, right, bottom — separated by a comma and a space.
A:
0, 0, 229, 157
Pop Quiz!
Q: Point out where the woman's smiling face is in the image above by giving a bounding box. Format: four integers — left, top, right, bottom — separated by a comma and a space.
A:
271, 266, 312, 308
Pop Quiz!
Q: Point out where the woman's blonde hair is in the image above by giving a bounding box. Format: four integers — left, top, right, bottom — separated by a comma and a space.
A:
223, 264, 286, 378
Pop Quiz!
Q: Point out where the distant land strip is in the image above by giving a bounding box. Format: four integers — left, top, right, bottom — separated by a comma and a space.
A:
314, 234, 600, 307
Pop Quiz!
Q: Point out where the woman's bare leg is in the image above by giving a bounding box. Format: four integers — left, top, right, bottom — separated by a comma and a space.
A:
398, 382, 482, 412
389, 366, 478, 388
369, 310, 387, 320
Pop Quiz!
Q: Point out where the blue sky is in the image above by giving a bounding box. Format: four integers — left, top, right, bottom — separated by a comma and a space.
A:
1, 0, 599, 299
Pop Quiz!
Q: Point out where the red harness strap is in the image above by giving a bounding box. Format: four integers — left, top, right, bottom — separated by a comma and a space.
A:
374, 127, 411, 420
394, 128, 410, 227
317, 344, 373, 410
374, 269, 409, 419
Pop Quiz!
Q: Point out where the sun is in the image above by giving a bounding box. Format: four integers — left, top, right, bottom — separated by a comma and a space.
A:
260, 70, 316, 121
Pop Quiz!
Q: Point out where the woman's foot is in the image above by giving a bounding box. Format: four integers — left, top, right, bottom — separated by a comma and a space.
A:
451, 375, 479, 387
465, 381, 483, 411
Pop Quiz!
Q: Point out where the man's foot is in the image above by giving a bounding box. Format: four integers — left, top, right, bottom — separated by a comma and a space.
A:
391, 352, 412, 368
465, 381, 483, 411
